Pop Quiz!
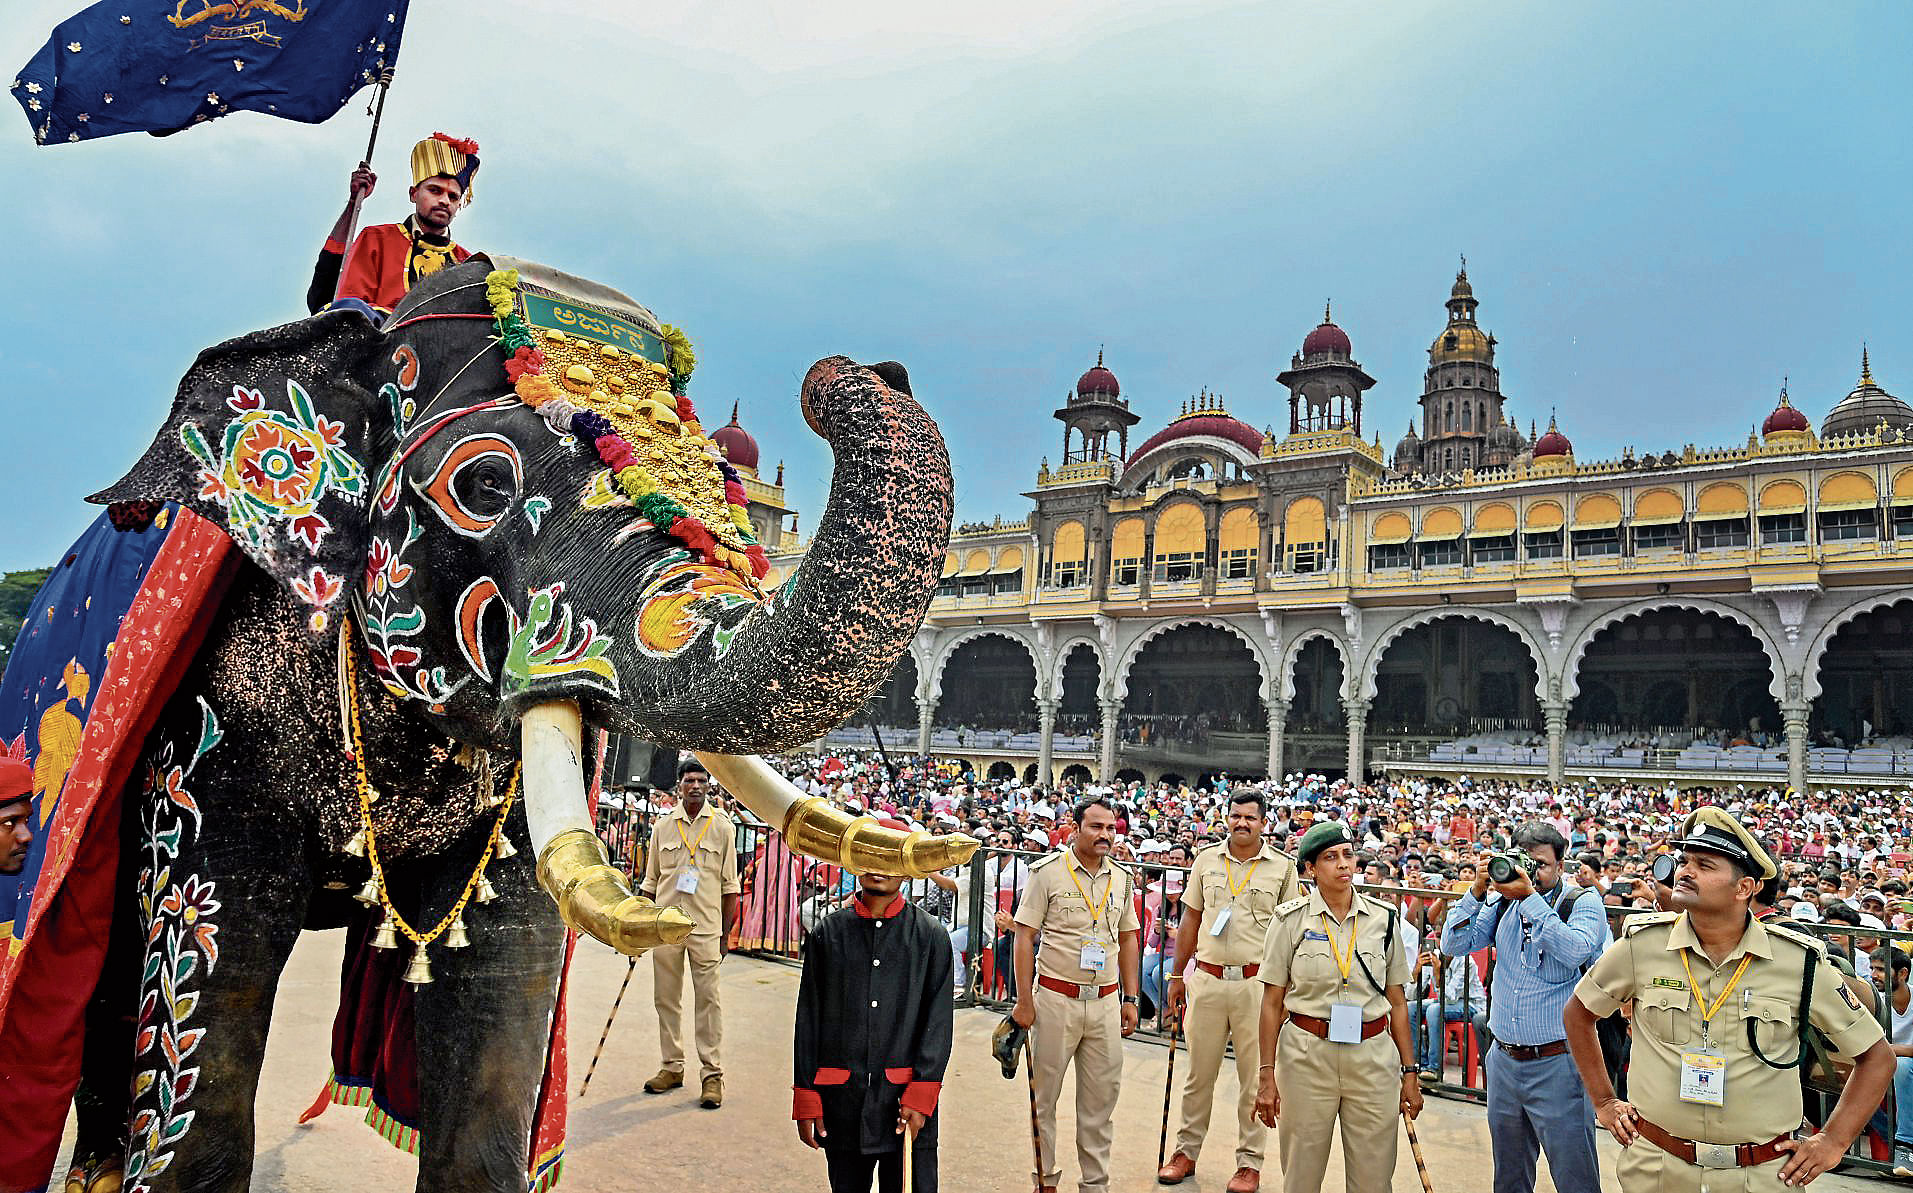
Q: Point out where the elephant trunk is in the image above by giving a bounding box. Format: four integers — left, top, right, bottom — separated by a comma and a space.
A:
598, 357, 953, 755
523, 700, 692, 954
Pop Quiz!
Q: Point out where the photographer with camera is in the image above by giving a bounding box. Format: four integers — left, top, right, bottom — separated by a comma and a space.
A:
1440, 821, 1608, 1193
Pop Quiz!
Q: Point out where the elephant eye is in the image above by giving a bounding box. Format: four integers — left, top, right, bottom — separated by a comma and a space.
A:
415, 434, 524, 539
449, 453, 519, 522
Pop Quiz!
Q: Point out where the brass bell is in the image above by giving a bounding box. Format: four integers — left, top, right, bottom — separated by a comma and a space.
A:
370, 910, 399, 950
353, 876, 381, 905
492, 832, 518, 860
443, 915, 471, 949
402, 944, 434, 985
344, 828, 366, 857
474, 873, 499, 904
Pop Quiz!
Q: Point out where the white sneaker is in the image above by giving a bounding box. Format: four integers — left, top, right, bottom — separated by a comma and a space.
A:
1892, 1143, 1913, 1178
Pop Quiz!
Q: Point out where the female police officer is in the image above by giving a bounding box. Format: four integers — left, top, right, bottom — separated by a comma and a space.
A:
1252, 821, 1422, 1193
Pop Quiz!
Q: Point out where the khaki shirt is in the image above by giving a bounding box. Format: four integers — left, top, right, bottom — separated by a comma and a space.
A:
1182, 842, 1300, 968
1575, 911, 1883, 1145
1015, 850, 1142, 984
1259, 889, 1408, 1019
641, 802, 740, 937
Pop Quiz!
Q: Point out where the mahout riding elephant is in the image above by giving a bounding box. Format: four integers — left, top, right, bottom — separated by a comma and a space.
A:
56, 255, 964, 1192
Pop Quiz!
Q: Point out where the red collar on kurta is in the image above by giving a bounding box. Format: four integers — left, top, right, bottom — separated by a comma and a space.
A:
853, 892, 908, 919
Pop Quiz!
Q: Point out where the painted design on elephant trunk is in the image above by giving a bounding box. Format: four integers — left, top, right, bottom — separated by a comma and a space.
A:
633, 555, 763, 659
503, 582, 619, 696
181, 381, 364, 555
126, 697, 223, 1191
358, 510, 466, 705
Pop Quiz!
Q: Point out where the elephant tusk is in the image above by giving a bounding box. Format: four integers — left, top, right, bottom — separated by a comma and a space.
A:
693, 752, 979, 879
522, 700, 693, 954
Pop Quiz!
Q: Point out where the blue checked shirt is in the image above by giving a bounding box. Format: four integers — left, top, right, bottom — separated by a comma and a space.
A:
1439, 881, 1610, 1046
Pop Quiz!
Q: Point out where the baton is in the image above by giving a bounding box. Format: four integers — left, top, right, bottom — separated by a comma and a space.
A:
1025, 1037, 1044, 1192
1404, 1112, 1435, 1193
1157, 1015, 1180, 1170
901, 1120, 916, 1193
578, 957, 637, 1097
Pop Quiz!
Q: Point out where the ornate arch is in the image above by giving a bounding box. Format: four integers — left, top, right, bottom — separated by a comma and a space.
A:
1278, 628, 1352, 705
1049, 634, 1106, 701
1112, 617, 1270, 703
1358, 608, 1551, 704
925, 627, 1041, 705
1560, 598, 1785, 704
1802, 591, 1913, 702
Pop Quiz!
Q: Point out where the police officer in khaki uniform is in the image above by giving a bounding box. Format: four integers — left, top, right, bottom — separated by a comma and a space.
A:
1011, 796, 1141, 1193
1159, 790, 1299, 1192
640, 758, 741, 1108
1252, 822, 1421, 1193
1565, 807, 1893, 1191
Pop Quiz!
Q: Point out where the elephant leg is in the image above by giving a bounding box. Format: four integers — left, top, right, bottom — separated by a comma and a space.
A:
122, 712, 313, 1193
409, 803, 565, 1193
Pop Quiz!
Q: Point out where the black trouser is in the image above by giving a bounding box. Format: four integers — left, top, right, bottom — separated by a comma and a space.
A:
824, 1140, 938, 1193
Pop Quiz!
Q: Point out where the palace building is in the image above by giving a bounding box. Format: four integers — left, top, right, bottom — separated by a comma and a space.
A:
745, 268, 1913, 793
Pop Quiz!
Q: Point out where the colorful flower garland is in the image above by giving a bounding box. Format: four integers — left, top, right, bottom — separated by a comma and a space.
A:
485, 269, 768, 582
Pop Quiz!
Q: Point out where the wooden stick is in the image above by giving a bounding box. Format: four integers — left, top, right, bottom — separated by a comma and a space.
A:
1025, 1037, 1044, 1192
901, 1121, 916, 1193
330, 73, 391, 303
1157, 1017, 1180, 1170
1404, 1113, 1435, 1193
577, 957, 637, 1097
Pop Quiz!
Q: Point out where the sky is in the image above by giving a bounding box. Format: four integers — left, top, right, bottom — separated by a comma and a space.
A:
3, 0, 1910, 571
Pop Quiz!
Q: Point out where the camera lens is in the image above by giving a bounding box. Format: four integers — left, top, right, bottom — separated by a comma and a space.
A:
1487, 855, 1514, 883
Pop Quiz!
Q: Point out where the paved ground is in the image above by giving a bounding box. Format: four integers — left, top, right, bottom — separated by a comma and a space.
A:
59, 929, 1887, 1191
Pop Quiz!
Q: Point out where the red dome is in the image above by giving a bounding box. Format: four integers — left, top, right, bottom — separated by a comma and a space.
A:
1762, 396, 1810, 435
1302, 321, 1351, 357
712, 402, 759, 471
1130, 414, 1267, 460
1531, 417, 1572, 459
1077, 363, 1120, 398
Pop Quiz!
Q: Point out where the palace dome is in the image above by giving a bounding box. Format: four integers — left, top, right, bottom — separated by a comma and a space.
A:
1761, 390, 1811, 436
1487, 415, 1523, 453
1131, 410, 1266, 460
1076, 353, 1121, 399
1820, 349, 1913, 438
1302, 307, 1352, 358
1531, 415, 1572, 459
711, 402, 759, 472
1430, 323, 1493, 364
1392, 421, 1422, 471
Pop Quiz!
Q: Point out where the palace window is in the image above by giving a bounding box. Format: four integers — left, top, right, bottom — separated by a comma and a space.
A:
1221, 547, 1257, 579
936, 577, 960, 598
1893, 505, 1913, 539
1694, 517, 1749, 549
994, 570, 1024, 594
1818, 507, 1878, 541
1633, 522, 1683, 551
1758, 513, 1806, 545
1050, 560, 1086, 588
960, 575, 990, 598
1152, 552, 1202, 583
1471, 535, 1516, 563
1524, 530, 1563, 560
1289, 544, 1324, 574
1111, 557, 1142, 587
1369, 543, 1411, 570
1417, 538, 1463, 567
1571, 527, 1621, 557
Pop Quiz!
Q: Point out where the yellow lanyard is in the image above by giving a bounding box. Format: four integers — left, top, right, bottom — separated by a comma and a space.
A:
1321, 913, 1356, 986
1678, 948, 1754, 1040
677, 811, 713, 854
1224, 853, 1262, 898
1067, 861, 1115, 936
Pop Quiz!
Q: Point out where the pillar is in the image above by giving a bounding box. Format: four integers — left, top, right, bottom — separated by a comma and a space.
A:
1343, 698, 1370, 783
1265, 698, 1289, 781
1783, 700, 1811, 796
916, 697, 936, 757
1543, 700, 1569, 785
1035, 698, 1060, 790
1099, 698, 1121, 782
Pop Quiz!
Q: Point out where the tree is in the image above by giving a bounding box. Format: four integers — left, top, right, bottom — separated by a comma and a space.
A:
0, 568, 53, 669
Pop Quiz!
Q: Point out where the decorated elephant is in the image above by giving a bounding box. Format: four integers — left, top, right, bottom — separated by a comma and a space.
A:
17, 255, 967, 1192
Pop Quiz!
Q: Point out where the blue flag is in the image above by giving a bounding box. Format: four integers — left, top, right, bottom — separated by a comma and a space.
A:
12, 0, 410, 146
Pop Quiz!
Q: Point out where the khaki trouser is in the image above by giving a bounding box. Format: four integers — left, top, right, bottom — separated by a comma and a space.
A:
1031, 982, 1125, 1192
1618, 1138, 1789, 1192
1174, 968, 1267, 1170
1274, 1018, 1398, 1193
653, 933, 723, 1081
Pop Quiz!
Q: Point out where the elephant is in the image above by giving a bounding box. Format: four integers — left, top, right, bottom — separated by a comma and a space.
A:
49, 254, 967, 1192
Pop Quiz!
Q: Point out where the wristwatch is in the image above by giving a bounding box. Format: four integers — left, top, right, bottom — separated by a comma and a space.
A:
1121, 994, 1139, 1006
1399, 1064, 1421, 1075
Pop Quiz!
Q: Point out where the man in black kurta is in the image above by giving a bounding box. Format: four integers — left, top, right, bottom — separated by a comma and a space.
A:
793, 847, 954, 1193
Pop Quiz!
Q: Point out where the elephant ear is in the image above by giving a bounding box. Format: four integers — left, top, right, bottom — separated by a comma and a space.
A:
91, 309, 386, 630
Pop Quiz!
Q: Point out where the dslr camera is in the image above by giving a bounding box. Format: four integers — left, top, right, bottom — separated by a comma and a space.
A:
1485, 850, 1541, 884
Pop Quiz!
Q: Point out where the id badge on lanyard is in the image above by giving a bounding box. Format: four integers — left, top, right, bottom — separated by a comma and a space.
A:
1679, 1047, 1725, 1106
1080, 939, 1108, 972
1210, 905, 1233, 937
676, 869, 700, 894
1327, 1002, 1364, 1043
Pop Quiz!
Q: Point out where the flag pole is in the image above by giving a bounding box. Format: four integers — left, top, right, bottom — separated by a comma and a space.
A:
331, 71, 392, 303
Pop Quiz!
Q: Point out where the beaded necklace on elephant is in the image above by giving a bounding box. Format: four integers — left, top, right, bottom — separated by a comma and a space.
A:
339, 618, 519, 985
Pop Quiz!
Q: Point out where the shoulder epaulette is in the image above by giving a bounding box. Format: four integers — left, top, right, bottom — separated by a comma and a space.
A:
1030, 851, 1064, 871
1764, 922, 1826, 956
1194, 842, 1224, 858
1275, 895, 1311, 916
1620, 911, 1679, 937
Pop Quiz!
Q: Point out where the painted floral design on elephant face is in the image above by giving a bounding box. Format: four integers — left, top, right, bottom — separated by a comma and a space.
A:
180, 381, 364, 555
501, 581, 619, 697
357, 510, 465, 705
381, 343, 422, 438
633, 555, 762, 659
127, 697, 223, 1192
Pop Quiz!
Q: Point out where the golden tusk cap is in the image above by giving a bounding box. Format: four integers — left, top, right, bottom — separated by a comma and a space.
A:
535, 827, 694, 955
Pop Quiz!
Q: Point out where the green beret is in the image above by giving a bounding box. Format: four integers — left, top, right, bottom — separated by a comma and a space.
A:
1296, 821, 1353, 867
